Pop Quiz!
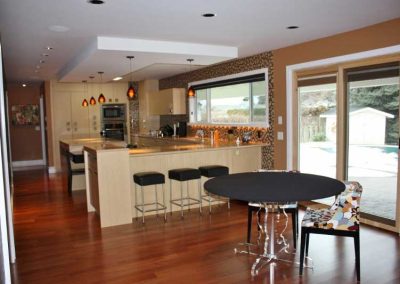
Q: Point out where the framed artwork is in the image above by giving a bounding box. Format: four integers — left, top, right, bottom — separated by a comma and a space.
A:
11, 104, 40, 126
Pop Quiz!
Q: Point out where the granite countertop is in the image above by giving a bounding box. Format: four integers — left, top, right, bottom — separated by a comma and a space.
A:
128, 140, 268, 156
60, 136, 268, 155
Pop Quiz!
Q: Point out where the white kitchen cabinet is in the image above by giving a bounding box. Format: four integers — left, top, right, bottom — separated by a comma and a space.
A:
112, 82, 129, 104
70, 91, 90, 136
52, 90, 73, 139
149, 88, 186, 115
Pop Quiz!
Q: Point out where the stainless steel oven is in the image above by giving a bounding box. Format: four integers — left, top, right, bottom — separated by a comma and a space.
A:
101, 103, 126, 121
100, 104, 127, 141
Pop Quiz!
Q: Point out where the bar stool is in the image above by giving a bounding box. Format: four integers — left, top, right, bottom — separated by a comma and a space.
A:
67, 152, 85, 195
133, 171, 167, 224
168, 168, 202, 218
199, 165, 230, 213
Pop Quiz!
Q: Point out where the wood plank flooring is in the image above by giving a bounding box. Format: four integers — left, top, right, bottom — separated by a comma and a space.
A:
11, 169, 400, 283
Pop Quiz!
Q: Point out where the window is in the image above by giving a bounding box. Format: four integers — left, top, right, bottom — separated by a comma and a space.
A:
189, 69, 268, 126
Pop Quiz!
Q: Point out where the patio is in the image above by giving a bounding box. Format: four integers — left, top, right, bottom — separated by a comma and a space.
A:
300, 142, 397, 220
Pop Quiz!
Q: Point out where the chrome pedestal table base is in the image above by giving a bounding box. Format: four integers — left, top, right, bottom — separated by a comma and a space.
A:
234, 203, 313, 277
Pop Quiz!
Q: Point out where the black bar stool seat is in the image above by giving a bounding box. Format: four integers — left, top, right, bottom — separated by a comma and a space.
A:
168, 168, 201, 181
168, 168, 202, 217
134, 172, 165, 186
133, 171, 167, 224
199, 165, 230, 213
199, 165, 229, 178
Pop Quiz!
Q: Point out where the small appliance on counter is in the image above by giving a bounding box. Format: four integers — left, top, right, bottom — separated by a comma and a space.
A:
242, 131, 252, 143
177, 121, 187, 137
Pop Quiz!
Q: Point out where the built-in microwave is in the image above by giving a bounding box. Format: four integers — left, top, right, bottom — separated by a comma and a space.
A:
101, 104, 126, 121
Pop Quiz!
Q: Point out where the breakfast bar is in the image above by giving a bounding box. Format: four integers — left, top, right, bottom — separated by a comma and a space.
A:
74, 137, 268, 228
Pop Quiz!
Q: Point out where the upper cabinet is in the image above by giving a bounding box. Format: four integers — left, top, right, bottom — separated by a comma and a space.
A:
149, 88, 186, 115
100, 83, 129, 104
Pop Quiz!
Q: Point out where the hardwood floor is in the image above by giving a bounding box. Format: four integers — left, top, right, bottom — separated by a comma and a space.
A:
11, 169, 400, 284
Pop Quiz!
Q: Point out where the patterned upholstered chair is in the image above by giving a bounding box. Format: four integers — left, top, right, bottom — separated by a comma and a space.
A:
299, 181, 363, 282
247, 169, 299, 248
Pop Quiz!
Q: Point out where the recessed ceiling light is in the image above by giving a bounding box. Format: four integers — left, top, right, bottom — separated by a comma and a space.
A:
45, 46, 53, 50
113, 77, 123, 81
48, 25, 70, 32
202, 13, 216, 17
36, 65, 41, 69
42, 53, 49, 57
22, 84, 27, 87
286, 26, 299, 30
88, 0, 105, 4
39, 60, 45, 64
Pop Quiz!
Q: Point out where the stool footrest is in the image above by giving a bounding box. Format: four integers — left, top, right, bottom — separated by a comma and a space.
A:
170, 197, 201, 207
135, 202, 167, 213
201, 195, 228, 202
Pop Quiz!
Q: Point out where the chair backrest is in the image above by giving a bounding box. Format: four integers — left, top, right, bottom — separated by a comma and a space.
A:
328, 181, 363, 231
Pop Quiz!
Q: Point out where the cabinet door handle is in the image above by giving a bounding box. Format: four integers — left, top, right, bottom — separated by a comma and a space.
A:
66, 122, 71, 126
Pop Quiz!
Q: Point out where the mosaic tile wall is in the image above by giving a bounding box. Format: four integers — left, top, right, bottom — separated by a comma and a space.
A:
159, 51, 275, 169
128, 82, 140, 141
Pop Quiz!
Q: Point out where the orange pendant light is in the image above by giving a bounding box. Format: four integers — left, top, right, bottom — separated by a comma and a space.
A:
82, 99, 89, 107
187, 86, 195, 97
82, 80, 89, 107
89, 97, 96, 105
98, 71, 106, 104
127, 84, 135, 99
186, 59, 195, 97
126, 56, 136, 100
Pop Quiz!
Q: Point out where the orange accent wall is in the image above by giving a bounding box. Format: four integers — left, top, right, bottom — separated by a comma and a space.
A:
7, 83, 43, 162
272, 18, 400, 169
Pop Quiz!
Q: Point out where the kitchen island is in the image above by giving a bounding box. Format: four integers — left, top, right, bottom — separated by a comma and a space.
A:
64, 136, 267, 228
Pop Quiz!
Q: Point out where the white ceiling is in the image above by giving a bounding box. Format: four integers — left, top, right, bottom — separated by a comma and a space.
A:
0, 0, 399, 84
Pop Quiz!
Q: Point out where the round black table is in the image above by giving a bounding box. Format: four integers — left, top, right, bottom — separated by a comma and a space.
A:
204, 171, 345, 202
204, 171, 345, 276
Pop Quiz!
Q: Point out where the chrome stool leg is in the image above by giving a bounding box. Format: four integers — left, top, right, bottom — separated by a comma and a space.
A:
186, 181, 190, 211
141, 185, 145, 224
170, 180, 173, 215
198, 179, 202, 214
155, 184, 159, 217
180, 181, 184, 218
162, 184, 166, 221
134, 183, 138, 220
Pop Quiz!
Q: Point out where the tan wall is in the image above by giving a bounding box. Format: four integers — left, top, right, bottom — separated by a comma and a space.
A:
7, 83, 43, 162
272, 18, 400, 169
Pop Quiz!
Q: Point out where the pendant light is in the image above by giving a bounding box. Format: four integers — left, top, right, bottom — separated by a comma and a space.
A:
89, 75, 96, 105
82, 80, 89, 107
126, 56, 136, 100
98, 71, 106, 104
186, 59, 195, 97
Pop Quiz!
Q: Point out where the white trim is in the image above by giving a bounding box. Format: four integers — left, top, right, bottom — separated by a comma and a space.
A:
12, 159, 45, 168
286, 44, 400, 169
189, 68, 270, 128
48, 166, 57, 174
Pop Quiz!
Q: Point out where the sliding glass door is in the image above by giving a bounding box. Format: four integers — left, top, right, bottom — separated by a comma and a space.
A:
298, 75, 337, 205
346, 63, 399, 224
295, 60, 400, 228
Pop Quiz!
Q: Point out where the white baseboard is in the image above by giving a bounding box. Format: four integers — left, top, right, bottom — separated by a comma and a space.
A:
12, 159, 45, 168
